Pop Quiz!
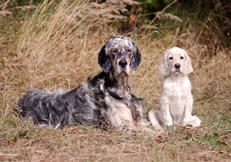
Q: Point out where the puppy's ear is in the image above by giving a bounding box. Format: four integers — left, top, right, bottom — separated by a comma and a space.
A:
183, 51, 193, 75
98, 45, 111, 73
158, 52, 170, 76
131, 43, 141, 71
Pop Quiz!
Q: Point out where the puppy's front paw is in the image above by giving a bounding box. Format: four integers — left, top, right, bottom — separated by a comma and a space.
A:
181, 116, 191, 126
165, 120, 173, 126
163, 116, 173, 126
162, 111, 173, 126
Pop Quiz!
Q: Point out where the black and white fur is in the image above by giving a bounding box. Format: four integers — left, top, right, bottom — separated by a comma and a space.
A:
16, 36, 154, 133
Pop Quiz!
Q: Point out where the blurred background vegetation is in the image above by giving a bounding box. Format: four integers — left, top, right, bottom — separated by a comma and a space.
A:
1, 0, 230, 53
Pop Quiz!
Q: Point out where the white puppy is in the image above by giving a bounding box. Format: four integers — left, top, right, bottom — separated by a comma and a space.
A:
149, 47, 201, 130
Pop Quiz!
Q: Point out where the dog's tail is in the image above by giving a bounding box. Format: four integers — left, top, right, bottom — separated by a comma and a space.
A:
14, 89, 54, 125
14, 88, 78, 128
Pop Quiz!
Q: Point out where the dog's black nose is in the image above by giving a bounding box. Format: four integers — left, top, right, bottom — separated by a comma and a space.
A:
174, 63, 181, 69
119, 60, 127, 67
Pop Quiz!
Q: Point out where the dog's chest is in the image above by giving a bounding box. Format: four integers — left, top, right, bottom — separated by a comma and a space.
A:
172, 83, 184, 98
104, 88, 132, 108
162, 76, 192, 120
163, 76, 191, 99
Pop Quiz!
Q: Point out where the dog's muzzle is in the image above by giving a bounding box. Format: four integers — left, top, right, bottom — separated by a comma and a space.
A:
119, 59, 128, 68
117, 58, 129, 76
174, 63, 181, 69
174, 63, 181, 73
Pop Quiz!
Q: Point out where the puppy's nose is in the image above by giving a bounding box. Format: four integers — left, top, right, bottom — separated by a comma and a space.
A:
119, 60, 127, 68
174, 63, 181, 69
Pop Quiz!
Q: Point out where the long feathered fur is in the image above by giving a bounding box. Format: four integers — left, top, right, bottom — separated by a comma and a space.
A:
16, 36, 155, 133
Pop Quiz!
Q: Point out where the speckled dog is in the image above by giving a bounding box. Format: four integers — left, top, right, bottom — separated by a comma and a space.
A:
16, 36, 154, 133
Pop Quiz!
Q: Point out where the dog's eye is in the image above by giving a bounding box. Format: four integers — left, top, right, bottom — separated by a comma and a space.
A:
112, 48, 118, 53
169, 57, 173, 60
127, 49, 132, 53
180, 56, 184, 59
128, 53, 133, 58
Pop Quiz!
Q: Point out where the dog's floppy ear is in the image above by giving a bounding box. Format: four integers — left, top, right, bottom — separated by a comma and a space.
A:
98, 45, 111, 73
158, 52, 170, 76
131, 43, 141, 71
182, 51, 193, 75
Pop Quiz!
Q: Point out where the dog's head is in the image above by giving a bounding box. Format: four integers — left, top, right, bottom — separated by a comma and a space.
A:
98, 36, 141, 77
158, 47, 193, 76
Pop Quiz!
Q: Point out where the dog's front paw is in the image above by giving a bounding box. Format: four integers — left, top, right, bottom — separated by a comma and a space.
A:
162, 111, 173, 126
165, 120, 173, 126
181, 116, 191, 126
163, 117, 173, 126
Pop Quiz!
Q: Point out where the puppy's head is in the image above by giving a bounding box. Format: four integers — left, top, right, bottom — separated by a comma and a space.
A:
158, 47, 193, 76
98, 36, 141, 77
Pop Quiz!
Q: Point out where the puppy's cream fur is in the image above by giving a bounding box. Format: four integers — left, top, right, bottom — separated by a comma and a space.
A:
149, 47, 201, 130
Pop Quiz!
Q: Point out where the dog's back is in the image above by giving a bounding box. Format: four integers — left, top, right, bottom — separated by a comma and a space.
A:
16, 72, 144, 129
17, 76, 106, 128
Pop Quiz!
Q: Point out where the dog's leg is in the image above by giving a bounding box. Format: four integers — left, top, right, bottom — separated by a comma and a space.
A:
103, 97, 136, 131
160, 103, 173, 126
182, 96, 193, 126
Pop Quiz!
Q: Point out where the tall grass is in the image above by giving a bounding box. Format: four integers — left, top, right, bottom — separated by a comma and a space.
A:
0, 0, 231, 161
14, 0, 141, 89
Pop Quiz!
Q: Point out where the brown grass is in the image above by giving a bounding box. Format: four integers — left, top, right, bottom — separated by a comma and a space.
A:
0, 0, 231, 161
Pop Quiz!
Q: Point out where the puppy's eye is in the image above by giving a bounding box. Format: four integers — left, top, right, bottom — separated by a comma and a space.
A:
169, 57, 173, 60
180, 56, 184, 59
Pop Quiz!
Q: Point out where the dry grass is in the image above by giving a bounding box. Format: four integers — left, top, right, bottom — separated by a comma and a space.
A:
0, 0, 231, 161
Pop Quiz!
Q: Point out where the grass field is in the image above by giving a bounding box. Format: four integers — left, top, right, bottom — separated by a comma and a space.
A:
0, 0, 231, 161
